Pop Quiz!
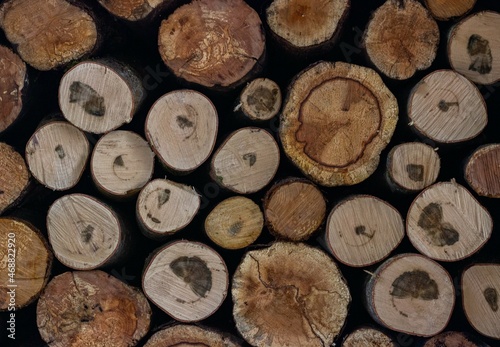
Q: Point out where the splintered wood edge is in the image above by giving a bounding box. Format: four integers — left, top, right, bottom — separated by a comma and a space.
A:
424, 331, 489, 346
145, 89, 218, 173
25, 121, 90, 191
365, 253, 455, 337
0, 142, 30, 214
0, 217, 52, 310
91, 130, 155, 197
406, 181, 493, 262
142, 240, 229, 322
0, 0, 98, 71
144, 324, 242, 347
364, 0, 439, 80
239, 78, 282, 121
387, 142, 441, 191
465, 144, 500, 198
137, 178, 201, 238
97, 0, 166, 21
279, 61, 398, 186
59, 60, 141, 134
448, 11, 500, 85
211, 127, 280, 194
408, 70, 487, 143
47, 194, 123, 270
342, 327, 395, 347
266, 0, 350, 48
326, 195, 405, 267
263, 178, 326, 241
205, 196, 263, 250
462, 264, 500, 340
424, 0, 477, 20
0, 45, 26, 133
36, 270, 151, 346
232, 242, 351, 347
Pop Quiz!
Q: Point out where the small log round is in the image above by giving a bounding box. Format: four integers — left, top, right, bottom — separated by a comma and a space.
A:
408, 70, 487, 143
143, 240, 229, 322
0, 217, 52, 311
145, 90, 218, 174
37, 270, 151, 347
263, 178, 326, 241
232, 242, 351, 347
424, 0, 476, 20
0, 142, 30, 215
465, 144, 500, 198
59, 60, 145, 134
0, 0, 98, 71
342, 327, 395, 347
326, 195, 405, 267
406, 181, 492, 262
365, 253, 455, 337
25, 121, 90, 191
387, 142, 441, 192
265, 0, 349, 51
158, 0, 265, 90
137, 178, 201, 240
0, 45, 27, 134
279, 61, 398, 186
424, 331, 488, 347
462, 264, 500, 340
448, 11, 500, 85
235, 78, 282, 122
144, 324, 242, 347
364, 0, 439, 80
205, 196, 263, 250
97, 0, 168, 21
211, 127, 280, 194
91, 130, 155, 199
47, 194, 129, 270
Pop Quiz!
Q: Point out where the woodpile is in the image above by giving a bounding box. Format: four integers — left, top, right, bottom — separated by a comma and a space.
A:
0, 0, 499, 346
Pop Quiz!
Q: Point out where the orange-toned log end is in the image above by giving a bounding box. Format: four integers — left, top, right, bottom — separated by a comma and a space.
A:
232, 242, 351, 347
280, 61, 398, 186
466, 144, 500, 198
144, 324, 242, 347
0, 142, 30, 214
0, 0, 97, 71
0, 217, 52, 311
158, 0, 265, 90
424, 331, 487, 347
97, 0, 166, 21
37, 270, 151, 347
342, 327, 395, 347
263, 178, 326, 241
364, 0, 439, 80
424, 0, 476, 20
0, 45, 26, 134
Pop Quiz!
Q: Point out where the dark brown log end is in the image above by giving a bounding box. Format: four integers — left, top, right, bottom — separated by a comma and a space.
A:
0, 45, 26, 133
466, 144, 500, 198
424, 331, 487, 347
0, 142, 30, 214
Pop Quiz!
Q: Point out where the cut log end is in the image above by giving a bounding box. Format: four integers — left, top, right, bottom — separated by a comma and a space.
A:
448, 11, 500, 85
364, 0, 439, 80
238, 78, 282, 121
144, 324, 242, 347
406, 181, 492, 262
37, 270, 151, 347
466, 144, 500, 198
137, 179, 200, 239
91, 131, 154, 198
387, 142, 440, 191
365, 254, 455, 337
265, 0, 349, 49
408, 70, 487, 143
326, 195, 404, 267
232, 242, 350, 347
0, 142, 30, 214
424, 0, 477, 20
424, 331, 488, 347
47, 194, 124, 270
146, 90, 218, 173
0, 217, 52, 311
158, 0, 265, 90
25, 121, 90, 191
462, 264, 500, 340
263, 178, 326, 241
280, 61, 398, 186
143, 240, 228, 322
205, 196, 263, 250
97, 0, 166, 21
0, 45, 26, 133
342, 327, 395, 347
211, 127, 280, 194
0, 0, 97, 70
